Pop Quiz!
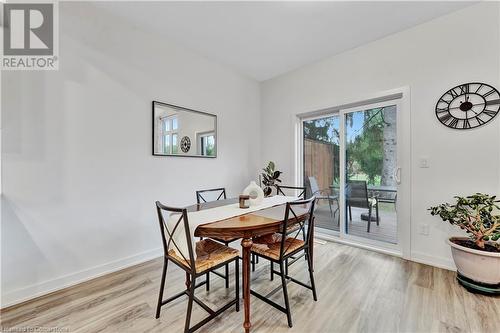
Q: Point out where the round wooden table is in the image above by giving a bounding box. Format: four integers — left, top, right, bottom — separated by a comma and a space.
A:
189, 199, 309, 333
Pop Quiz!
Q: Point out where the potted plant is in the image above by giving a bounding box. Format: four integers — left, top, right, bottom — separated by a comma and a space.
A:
429, 193, 500, 294
260, 161, 282, 197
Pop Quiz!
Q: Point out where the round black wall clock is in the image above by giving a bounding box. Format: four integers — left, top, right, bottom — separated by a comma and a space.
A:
180, 136, 191, 153
435, 82, 500, 129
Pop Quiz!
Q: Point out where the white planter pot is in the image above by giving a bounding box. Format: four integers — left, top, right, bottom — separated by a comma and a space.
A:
448, 237, 500, 284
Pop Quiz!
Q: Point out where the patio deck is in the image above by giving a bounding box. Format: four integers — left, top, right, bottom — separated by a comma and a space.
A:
314, 201, 397, 244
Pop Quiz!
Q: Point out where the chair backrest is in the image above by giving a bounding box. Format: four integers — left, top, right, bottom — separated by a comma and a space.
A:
276, 185, 306, 199
279, 197, 316, 260
196, 187, 226, 204
155, 201, 196, 273
346, 180, 369, 208
308, 176, 320, 195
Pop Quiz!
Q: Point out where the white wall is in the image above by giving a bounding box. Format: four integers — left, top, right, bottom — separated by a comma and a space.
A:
260, 3, 500, 269
1, 2, 260, 307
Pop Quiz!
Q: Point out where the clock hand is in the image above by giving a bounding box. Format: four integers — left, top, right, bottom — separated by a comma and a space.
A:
448, 102, 486, 110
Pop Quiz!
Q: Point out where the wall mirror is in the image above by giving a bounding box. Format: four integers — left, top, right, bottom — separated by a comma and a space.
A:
152, 101, 217, 157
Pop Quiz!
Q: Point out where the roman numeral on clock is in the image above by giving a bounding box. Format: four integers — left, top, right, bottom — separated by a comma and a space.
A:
475, 116, 485, 125
449, 88, 459, 98
449, 118, 459, 128
483, 89, 497, 98
459, 84, 470, 94
483, 109, 498, 118
438, 98, 451, 106
462, 119, 471, 129
438, 113, 452, 123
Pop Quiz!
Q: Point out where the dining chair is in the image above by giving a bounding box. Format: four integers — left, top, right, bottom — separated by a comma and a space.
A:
275, 185, 306, 236
276, 185, 306, 200
346, 180, 379, 232
195, 187, 239, 288
155, 201, 239, 333
275, 184, 307, 277
249, 197, 317, 328
196, 188, 227, 204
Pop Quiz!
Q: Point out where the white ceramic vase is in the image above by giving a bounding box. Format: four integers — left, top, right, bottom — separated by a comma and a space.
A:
243, 181, 264, 206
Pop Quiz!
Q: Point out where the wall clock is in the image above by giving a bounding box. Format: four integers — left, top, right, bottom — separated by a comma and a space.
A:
180, 136, 191, 153
435, 82, 500, 129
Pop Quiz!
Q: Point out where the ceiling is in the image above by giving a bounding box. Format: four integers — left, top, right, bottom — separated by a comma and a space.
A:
94, 1, 474, 81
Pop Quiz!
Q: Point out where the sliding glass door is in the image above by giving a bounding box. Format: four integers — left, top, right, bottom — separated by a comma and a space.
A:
343, 104, 398, 244
301, 96, 409, 254
303, 115, 340, 232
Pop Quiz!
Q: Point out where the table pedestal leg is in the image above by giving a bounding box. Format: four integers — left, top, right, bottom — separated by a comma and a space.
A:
241, 238, 252, 333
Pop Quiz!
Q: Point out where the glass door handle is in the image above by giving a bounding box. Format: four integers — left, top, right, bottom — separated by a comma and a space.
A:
394, 167, 402, 184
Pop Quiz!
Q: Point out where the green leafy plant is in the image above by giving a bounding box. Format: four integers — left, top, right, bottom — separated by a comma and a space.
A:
261, 161, 282, 197
429, 193, 500, 249
346, 108, 387, 185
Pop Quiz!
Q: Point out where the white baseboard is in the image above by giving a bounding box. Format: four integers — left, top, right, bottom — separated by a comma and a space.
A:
1, 247, 163, 309
410, 251, 456, 271
316, 232, 456, 271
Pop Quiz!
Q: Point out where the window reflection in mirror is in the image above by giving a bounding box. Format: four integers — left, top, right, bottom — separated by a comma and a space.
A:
153, 101, 217, 157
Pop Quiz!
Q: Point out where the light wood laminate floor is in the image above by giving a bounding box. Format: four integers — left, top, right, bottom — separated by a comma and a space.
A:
1, 241, 499, 333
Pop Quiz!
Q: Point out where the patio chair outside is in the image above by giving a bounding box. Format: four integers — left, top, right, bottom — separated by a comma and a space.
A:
307, 176, 339, 222
346, 180, 379, 232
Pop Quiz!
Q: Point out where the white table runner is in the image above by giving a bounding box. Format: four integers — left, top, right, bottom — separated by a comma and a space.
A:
167, 195, 298, 259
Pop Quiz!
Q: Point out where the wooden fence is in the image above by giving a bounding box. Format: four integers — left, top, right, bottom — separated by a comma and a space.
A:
304, 138, 339, 194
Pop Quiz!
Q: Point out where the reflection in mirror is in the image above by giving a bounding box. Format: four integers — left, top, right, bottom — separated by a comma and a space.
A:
152, 101, 217, 157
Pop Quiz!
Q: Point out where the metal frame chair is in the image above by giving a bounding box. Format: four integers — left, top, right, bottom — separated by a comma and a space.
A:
276, 185, 306, 200
346, 180, 379, 232
196, 188, 227, 204
155, 201, 239, 333
308, 176, 339, 223
274, 185, 307, 277
195, 187, 239, 288
250, 197, 317, 328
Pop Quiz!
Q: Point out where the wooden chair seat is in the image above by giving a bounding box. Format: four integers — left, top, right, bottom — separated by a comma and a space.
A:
251, 234, 304, 260
168, 239, 239, 273
211, 236, 240, 243
285, 223, 300, 234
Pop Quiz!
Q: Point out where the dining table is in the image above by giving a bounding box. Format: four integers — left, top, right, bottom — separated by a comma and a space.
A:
187, 197, 310, 333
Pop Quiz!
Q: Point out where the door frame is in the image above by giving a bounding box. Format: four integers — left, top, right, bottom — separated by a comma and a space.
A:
294, 87, 411, 259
